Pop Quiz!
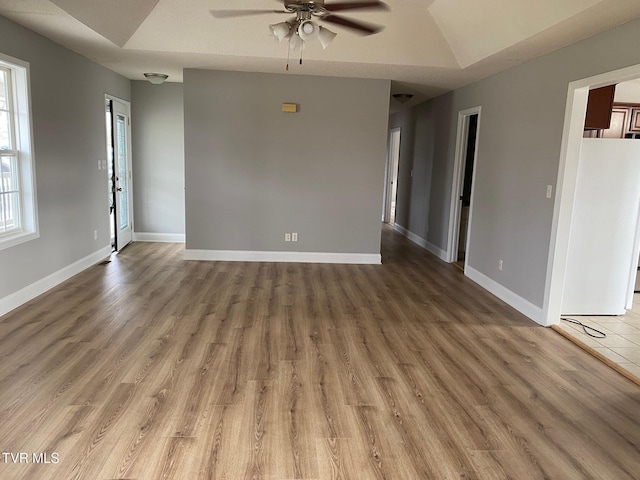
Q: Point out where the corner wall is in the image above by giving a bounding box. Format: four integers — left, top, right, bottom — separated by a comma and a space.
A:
131, 81, 185, 241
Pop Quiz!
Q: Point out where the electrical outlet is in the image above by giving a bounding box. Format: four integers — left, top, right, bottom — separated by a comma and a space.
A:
94, 230, 98, 240
292, 232, 298, 242
498, 259, 503, 271
285, 233, 291, 242
546, 185, 553, 199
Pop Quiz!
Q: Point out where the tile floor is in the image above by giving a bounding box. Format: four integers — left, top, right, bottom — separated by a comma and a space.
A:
557, 294, 640, 378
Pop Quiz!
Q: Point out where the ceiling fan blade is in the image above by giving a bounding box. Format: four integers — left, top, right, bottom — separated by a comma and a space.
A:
210, 9, 287, 18
321, 14, 383, 35
323, 1, 389, 12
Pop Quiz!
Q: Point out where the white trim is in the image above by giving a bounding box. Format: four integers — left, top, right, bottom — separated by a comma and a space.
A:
544, 63, 640, 327
106, 95, 134, 251
393, 224, 447, 261
466, 265, 544, 325
0, 231, 39, 251
383, 127, 401, 224
447, 107, 481, 264
0, 52, 39, 251
0, 245, 112, 317
133, 232, 185, 243
184, 249, 381, 264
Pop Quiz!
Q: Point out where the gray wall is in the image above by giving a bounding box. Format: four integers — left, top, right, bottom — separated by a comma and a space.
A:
389, 97, 454, 244
131, 81, 185, 235
390, 18, 640, 309
0, 15, 130, 299
184, 69, 390, 254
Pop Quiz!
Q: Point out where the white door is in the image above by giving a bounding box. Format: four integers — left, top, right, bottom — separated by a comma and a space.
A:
383, 128, 401, 224
111, 98, 133, 250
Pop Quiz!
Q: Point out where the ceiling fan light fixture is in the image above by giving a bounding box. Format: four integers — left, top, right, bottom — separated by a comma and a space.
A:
143, 73, 168, 85
270, 22, 291, 42
317, 26, 337, 49
298, 20, 319, 41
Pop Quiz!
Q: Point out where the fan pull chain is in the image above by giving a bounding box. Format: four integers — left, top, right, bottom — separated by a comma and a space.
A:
286, 35, 292, 71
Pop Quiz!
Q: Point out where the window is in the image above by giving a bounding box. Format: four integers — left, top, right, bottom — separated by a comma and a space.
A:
0, 53, 38, 250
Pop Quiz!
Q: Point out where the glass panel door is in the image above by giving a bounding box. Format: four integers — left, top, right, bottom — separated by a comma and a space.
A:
116, 114, 129, 231
110, 98, 133, 250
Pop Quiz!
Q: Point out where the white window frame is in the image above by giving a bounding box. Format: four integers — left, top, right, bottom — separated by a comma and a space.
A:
0, 52, 38, 250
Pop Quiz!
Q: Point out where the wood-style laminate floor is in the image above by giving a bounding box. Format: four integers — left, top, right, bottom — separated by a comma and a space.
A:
1, 226, 639, 479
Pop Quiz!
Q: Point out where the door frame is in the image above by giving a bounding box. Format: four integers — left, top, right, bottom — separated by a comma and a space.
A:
105, 94, 134, 251
447, 106, 481, 265
543, 63, 640, 326
383, 127, 401, 224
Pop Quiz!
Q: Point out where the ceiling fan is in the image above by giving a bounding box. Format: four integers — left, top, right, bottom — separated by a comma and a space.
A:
211, 1, 389, 66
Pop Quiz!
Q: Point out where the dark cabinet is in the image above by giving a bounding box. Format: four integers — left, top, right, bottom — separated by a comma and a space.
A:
584, 85, 616, 130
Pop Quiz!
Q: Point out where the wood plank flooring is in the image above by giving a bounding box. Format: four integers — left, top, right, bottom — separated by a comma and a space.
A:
1, 226, 639, 479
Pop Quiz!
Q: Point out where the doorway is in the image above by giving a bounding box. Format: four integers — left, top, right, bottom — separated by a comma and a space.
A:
105, 95, 133, 251
544, 63, 640, 326
448, 107, 481, 268
383, 128, 401, 225
545, 67, 640, 384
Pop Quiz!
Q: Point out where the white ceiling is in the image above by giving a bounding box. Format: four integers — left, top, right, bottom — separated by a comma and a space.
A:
1, 0, 640, 109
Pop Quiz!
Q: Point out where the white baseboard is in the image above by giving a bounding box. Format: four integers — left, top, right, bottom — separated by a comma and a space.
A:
391, 224, 542, 324
0, 245, 113, 317
393, 224, 448, 261
465, 265, 544, 325
133, 232, 185, 243
184, 249, 381, 264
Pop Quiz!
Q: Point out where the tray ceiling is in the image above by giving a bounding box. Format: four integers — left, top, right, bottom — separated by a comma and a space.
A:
1, 0, 639, 107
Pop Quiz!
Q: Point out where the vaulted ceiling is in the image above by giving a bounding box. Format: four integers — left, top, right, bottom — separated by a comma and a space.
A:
1, 0, 639, 108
